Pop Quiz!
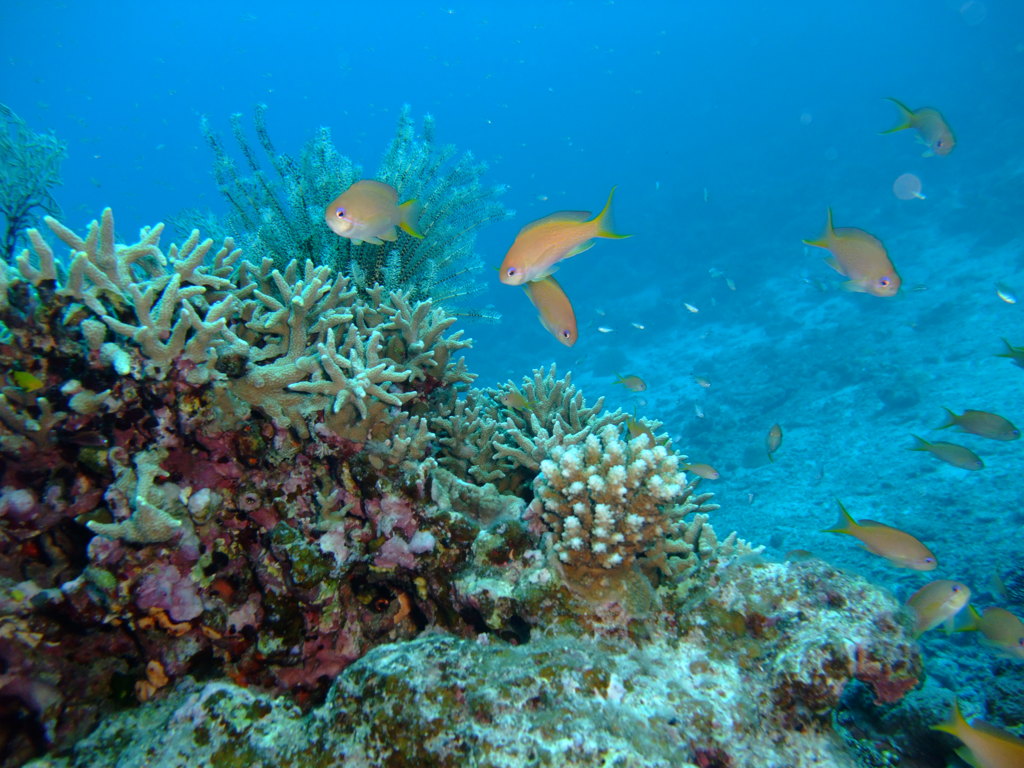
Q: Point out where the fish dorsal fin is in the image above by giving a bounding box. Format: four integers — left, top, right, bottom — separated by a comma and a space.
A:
522, 211, 591, 234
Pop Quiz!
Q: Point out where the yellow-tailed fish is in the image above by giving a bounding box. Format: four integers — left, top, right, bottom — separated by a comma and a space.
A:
803, 208, 901, 297
613, 374, 646, 392
882, 98, 956, 157
499, 188, 629, 286
683, 463, 720, 480
766, 424, 783, 463
325, 180, 423, 246
996, 339, 1024, 369
822, 500, 937, 570
627, 410, 656, 445
10, 371, 44, 392
938, 408, 1020, 441
910, 434, 984, 471
931, 699, 1024, 768
522, 276, 577, 347
962, 606, 1024, 660
500, 391, 536, 414
907, 580, 970, 637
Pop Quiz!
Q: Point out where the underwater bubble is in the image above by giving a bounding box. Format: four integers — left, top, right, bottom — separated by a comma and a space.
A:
893, 173, 926, 201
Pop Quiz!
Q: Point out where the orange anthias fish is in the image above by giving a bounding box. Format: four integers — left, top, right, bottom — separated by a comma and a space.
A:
683, 462, 720, 480
823, 500, 937, 570
325, 179, 424, 246
766, 424, 783, 463
932, 699, 1024, 768
962, 606, 1024, 660
882, 98, 956, 157
907, 580, 970, 637
938, 408, 1020, 441
499, 187, 629, 286
613, 374, 647, 392
803, 209, 901, 297
910, 435, 984, 471
996, 338, 1024, 369
522, 276, 578, 347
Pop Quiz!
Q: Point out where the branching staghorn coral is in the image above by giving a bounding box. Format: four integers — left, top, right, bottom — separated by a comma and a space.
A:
191, 104, 511, 318
0, 103, 66, 262
433, 365, 629, 492
14, 208, 474, 445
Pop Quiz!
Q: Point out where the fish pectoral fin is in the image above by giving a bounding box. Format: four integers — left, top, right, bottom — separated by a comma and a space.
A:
565, 241, 596, 259
378, 228, 399, 243
822, 256, 845, 275
840, 280, 867, 293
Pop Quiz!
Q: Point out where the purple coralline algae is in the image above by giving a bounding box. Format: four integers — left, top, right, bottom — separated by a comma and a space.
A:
1, 210, 921, 767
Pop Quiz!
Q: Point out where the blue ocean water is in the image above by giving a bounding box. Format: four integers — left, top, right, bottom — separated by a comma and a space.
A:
3, 0, 1024, 756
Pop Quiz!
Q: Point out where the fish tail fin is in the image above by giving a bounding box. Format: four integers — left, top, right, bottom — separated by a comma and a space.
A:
398, 199, 424, 239
803, 208, 834, 249
930, 699, 968, 737
954, 605, 982, 633
937, 407, 959, 430
822, 499, 857, 535
592, 187, 631, 239
881, 98, 915, 134
909, 434, 931, 451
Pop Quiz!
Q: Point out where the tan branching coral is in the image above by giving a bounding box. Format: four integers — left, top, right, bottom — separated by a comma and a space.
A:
531, 426, 689, 570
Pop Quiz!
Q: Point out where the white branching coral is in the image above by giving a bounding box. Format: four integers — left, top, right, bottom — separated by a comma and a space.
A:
12, 209, 474, 440
531, 424, 690, 570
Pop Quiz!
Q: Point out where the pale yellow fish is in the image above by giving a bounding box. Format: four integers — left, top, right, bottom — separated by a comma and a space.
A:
597, 326, 614, 333
883, 98, 956, 156
683, 462, 720, 480
684, 303, 699, 313
522, 276, 577, 347
693, 375, 711, 388
907, 580, 970, 637
938, 409, 1019, 441
499, 188, 629, 286
725, 278, 736, 291
910, 434, 984, 471
803, 208, 901, 297
766, 424, 783, 462
822, 500, 937, 570
500, 391, 535, 414
325, 180, 423, 245
995, 283, 1016, 304
932, 699, 1024, 768
631, 322, 645, 330
964, 606, 1024, 660
614, 374, 646, 392
10, 371, 44, 392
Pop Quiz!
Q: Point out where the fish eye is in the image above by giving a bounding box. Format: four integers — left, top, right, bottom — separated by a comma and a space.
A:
951, 585, 960, 592
561, 329, 571, 338
924, 557, 935, 564
506, 267, 517, 276
879, 277, 891, 287
335, 208, 346, 218
936, 140, 944, 148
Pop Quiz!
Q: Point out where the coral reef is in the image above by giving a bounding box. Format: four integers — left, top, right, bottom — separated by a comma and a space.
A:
21, 559, 919, 768
1, 208, 923, 766
192, 104, 511, 317
0, 104, 65, 262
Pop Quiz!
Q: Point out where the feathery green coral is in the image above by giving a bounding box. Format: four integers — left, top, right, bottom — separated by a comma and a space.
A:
0, 103, 66, 262
190, 104, 511, 318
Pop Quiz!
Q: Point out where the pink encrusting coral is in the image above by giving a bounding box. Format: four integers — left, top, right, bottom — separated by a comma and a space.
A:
0, 209, 923, 767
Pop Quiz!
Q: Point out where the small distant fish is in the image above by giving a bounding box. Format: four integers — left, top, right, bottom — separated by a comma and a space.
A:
499, 187, 630, 286
627, 411, 657, 445
803, 208, 901, 297
325, 179, 424, 245
694, 404, 705, 419
500, 391, 536, 414
910, 434, 984, 471
522, 276, 578, 347
931, 699, 1024, 768
683, 462, 720, 480
961, 606, 1024, 660
882, 98, 956, 157
693, 375, 711, 388
630, 322, 645, 330
784, 549, 815, 562
10, 371, 44, 392
822, 500, 937, 570
613, 374, 647, 392
938, 408, 1020, 441
907, 580, 970, 637
765, 424, 783, 463
684, 303, 699, 313
597, 326, 614, 333
996, 283, 1017, 304
725, 277, 736, 291
996, 338, 1024, 369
